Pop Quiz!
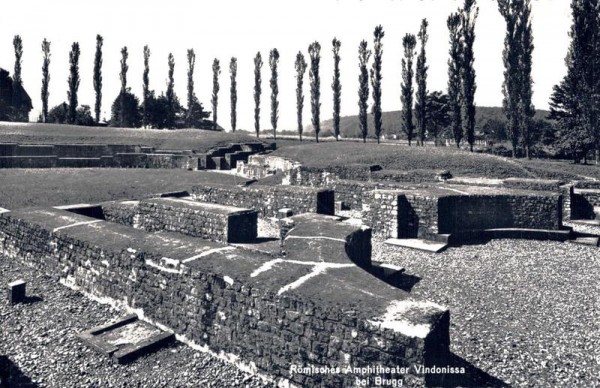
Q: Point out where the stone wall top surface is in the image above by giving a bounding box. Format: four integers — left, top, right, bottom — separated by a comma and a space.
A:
143, 197, 255, 216
1, 206, 447, 340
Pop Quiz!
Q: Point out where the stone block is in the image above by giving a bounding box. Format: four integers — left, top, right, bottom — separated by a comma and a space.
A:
277, 208, 293, 219
8, 280, 26, 305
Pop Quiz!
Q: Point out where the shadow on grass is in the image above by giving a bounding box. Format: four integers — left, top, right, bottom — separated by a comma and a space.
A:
426, 352, 510, 388
0, 355, 38, 388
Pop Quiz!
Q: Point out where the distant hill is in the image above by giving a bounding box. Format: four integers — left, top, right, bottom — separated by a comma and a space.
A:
308, 106, 551, 139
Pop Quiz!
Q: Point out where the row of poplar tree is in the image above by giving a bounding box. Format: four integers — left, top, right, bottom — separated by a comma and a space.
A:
32, 37, 212, 129
12, 0, 596, 162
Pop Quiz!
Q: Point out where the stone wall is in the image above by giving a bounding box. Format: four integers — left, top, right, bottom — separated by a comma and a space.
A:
0, 156, 58, 168
236, 154, 300, 179
371, 169, 445, 184
363, 189, 563, 240
561, 185, 573, 221
362, 190, 439, 239
0, 208, 450, 386
190, 183, 335, 218
284, 164, 381, 187
104, 198, 257, 243
438, 194, 563, 233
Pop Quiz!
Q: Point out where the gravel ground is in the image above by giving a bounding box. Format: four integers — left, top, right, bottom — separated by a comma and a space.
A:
373, 238, 600, 387
0, 259, 273, 388
2, 229, 599, 387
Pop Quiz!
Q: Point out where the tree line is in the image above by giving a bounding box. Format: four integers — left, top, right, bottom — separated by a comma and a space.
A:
3, 0, 598, 162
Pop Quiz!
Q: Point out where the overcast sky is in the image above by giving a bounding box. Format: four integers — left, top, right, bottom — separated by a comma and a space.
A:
0, 0, 572, 131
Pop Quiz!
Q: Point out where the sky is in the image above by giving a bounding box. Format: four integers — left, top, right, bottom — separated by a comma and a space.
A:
0, 0, 572, 131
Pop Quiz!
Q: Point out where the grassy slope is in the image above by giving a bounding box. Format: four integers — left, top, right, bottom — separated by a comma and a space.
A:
515, 158, 600, 180
0, 122, 264, 152
0, 169, 249, 210
272, 141, 535, 178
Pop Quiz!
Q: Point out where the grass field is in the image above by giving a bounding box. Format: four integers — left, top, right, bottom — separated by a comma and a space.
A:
3, 122, 600, 181
272, 141, 536, 178
0, 122, 265, 152
0, 169, 248, 210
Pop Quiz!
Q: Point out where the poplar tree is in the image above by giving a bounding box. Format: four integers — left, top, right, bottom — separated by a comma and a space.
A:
447, 13, 463, 148
269, 49, 280, 139
358, 40, 371, 143
212, 58, 221, 130
41, 39, 51, 123
93, 35, 103, 124
67, 42, 81, 124
415, 19, 429, 146
499, 0, 521, 157
186, 49, 196, 127
119, 47, 128, 127
401, 34, 417, 146
461, 0, 478, 152
294, 52, 307, 141
13, 36, 23, 85
166, 53, 176, 128
142, 45, 150, 128
371, 25, 384, 143
332, 38, 342, 140
518, 0, 535, 159
12, 35, 26, 121
230, 57, 237, 132
308, 42, 322, 142
499, 0, 535, 158
253, 52, 263, 137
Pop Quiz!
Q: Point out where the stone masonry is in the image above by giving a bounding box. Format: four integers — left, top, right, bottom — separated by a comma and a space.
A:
190, 183, 335, 218
0, 207, 450, 386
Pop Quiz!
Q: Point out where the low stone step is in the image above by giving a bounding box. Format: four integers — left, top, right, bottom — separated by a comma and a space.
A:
569, 237, 600, 247
385, 238, 448, 253
77, 314, 175, 364
571, 219, 600, 226
57, 157, 103, 168
369, 262, 405, 282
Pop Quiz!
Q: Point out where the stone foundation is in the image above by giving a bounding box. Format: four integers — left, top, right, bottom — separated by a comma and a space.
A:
0, 207, 450, 386
190, 183, 335, 218
363, 187, 564, 241
104, 198, 257, 243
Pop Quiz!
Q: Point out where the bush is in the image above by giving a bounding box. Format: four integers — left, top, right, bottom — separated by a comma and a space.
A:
110, 89, 142, 128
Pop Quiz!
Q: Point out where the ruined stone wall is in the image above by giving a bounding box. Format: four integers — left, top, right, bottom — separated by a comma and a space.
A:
190, 184, 334, 218
103, 199, 257, 243
236, 154, 300, 179
371, 169, 443, 184
0, 213, 448, 387
136, 200, 257, 243
362, 190, 439, 239
438, 194, 562, 233
363, 189, 562, 239
102, 201, 139, 226
0, 142, 195, 170
283, 164, 379, 187
561, 185, 574, 221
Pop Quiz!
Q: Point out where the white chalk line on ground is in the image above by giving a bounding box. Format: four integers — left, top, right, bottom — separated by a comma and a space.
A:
285, 235, 346, 243
183, 246, 237, 263
250, 258, 354, 295
52, 220, 103, 233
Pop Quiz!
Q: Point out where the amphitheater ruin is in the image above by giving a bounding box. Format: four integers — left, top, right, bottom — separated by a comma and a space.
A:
1, 140, 599, 386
